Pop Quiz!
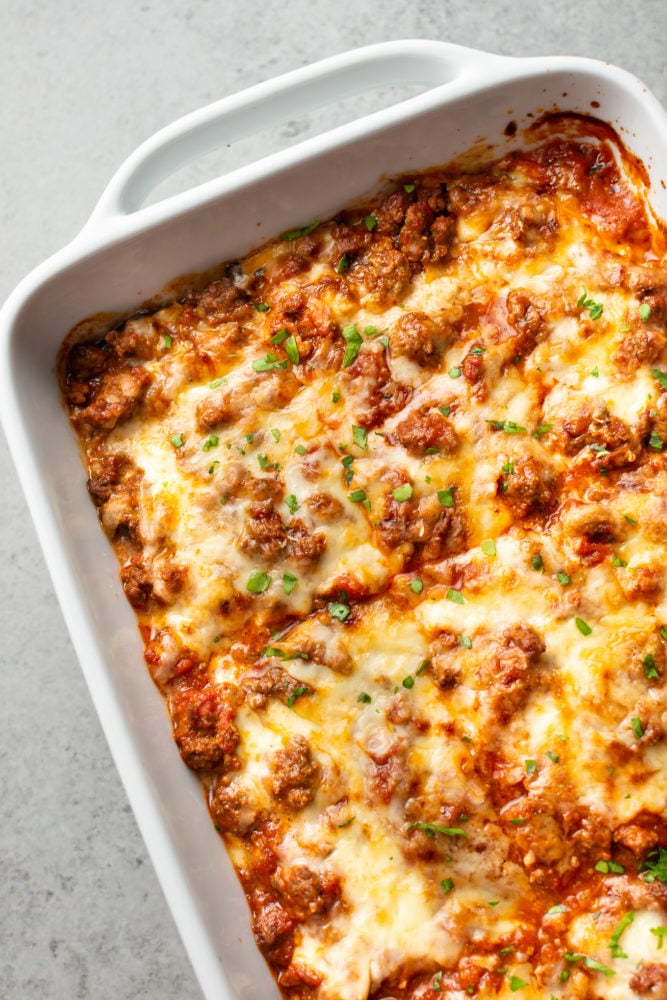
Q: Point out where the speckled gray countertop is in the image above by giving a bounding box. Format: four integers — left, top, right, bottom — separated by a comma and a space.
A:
1, 2, 666, 997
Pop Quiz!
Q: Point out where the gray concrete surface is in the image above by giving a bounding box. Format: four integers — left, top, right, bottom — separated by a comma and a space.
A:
1, 1, 666, 997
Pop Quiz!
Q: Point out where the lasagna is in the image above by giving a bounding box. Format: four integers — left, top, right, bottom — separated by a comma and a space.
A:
62, 115, 667, 1000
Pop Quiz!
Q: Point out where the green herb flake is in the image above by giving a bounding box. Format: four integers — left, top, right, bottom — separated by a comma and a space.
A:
649, 431, 664, 451
287, 685, 309, 708
608, 912, 634, 959
643, 653, 660, 680
357, 692, 372, 704
631, 716, 644, 739
545, 751, 560, 763
525, 759, 537, 774
281, 220, 320, 241
410, 578, 424, 594
332, 391, 341, 403
509, 978, 529, 993
482, 539, 497, 556
439, 405, 450, 417
341, 324, 363, 368
349, 489, 368, 504
285, 494, 300, 515
353, 425, 368, 451
337, 816, 355, 828
402, 675, 415, 689
363, 214, 378, 231
612, 555, 628, 567
271, 328, 289, 345
208, 461, 219, 475
282, 572, 297, 595
642, 847, 667, 883
470, 345, 486, 355
415, 659, 430, 675
432, 970, 443, 993
577, 289, 604, 320
651, 369, 667, 390
392, 483, 413, 502
170, 433, 184, 448
336, 254, 349, 274
557, 572, 571, 586
328, 601, 351, 622
575, 617, 592, 636
625, 514, 637, 526
533, 423, 553, 438
459, 636, 473, 649
403, 183, 416, 193
546, 904, 567, 915
640, 303, 652, 321
252, 353, 288, 372
247, 571, 271, 594
270, 428, 281, 443
254, 302, 270, 312
202, 434, 219, 452
408, 822, 467, 838
257, 453, 270, 470
448, 366, 462, 379
208, 376, 227, 388
285, 334, 300, 365
650, 926, 667, 949
163, 333, 172, 349
446, 588, 464, 605
295, 444, 307, 455
440, 877, 454, 894
509, 818, 526, 826
584, 958, 615, 976
531, 553, 544, 571
661, 627, 667, 642
438, 486, 456, 508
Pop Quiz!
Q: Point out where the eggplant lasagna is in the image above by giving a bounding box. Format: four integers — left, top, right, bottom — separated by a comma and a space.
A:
62, 117, 667, 1000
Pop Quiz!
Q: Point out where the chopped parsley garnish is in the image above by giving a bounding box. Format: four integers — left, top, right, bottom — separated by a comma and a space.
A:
439, 405, 450, 417
448, 366, 462, 379
590, 366, 599, 377
295, 444, 307, 455
661, 627, 667, 642
363, 214, 378, 231
163, 333, 172, 349
337, 816, 355, 828
608, 912, 633, 958
257, 453, 270, 469
446, 588, 464, 604
612, 555, 627, 567
403, 183, 415, 193
332, 391, 341, 403
402, 675, 415, 689
531, 553, 543, 571
631, 716, 645, 739
441, 878, 454, 894
415, 660, 430, 675
287, 685, 309, 708
357, 692, 372, 704
271, 428, 281, 442
533, 423, 553, 438
643, 653, 660, 680
328, 601, 351, 622
481, 539, 496, 556
271, 328, 289, 345
432, 970, 443, 992
575, 617, 592, 636
583, 958, 614, 976
437, 486, 456, 508
470, 345, 486, 355
336, 254, 349, 274
577, 289, 604, 320
392, 483, 413, 502
624, 513, 637, 526
282, 572, 297, 595
509, 818, 526, 826
408, 822, 467, 838
247, 571, 271, 594
641, 847, 667, 883
349, 489, 370, 511
651, 368, 667, 390
170, 433, 184, 448
557, 572, 571, 586
502, 460, 515, 475
203, 434, 219, 451
284, 334, 300, 365
285, 494, 300, 514
650, 926, 667, 949
595, 859, 626, 873
486, 419, 527, 434
208, 461, 219, 475
281, 220, 320, 240
252, 353, 288, 372
649, 431, 664, 451
545, 904, 567, 915
352, 425, 368, 451
459, 636, 472, 649
208, 376, 227, 388
509, 978, 528, 992
410, 578, 424, 594
525, 759, 537, 774
545, 751, 560, 763
640, 302, 652, 321
341, 324, 363, 368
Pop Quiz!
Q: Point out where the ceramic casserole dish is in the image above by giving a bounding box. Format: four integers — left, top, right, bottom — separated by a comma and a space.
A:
2, 39, 667, 1000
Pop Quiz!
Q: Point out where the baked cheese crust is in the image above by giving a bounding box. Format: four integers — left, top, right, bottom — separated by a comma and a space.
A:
63, 116, 667, 1000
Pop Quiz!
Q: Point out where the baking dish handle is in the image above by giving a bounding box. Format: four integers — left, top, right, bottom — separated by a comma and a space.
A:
86, 39, 509, 224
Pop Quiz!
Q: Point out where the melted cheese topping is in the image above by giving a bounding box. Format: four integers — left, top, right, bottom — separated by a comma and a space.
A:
64, 123, 667, 1000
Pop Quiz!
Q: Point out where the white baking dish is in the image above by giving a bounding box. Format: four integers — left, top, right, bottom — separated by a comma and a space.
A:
2, 39, 667, 1000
